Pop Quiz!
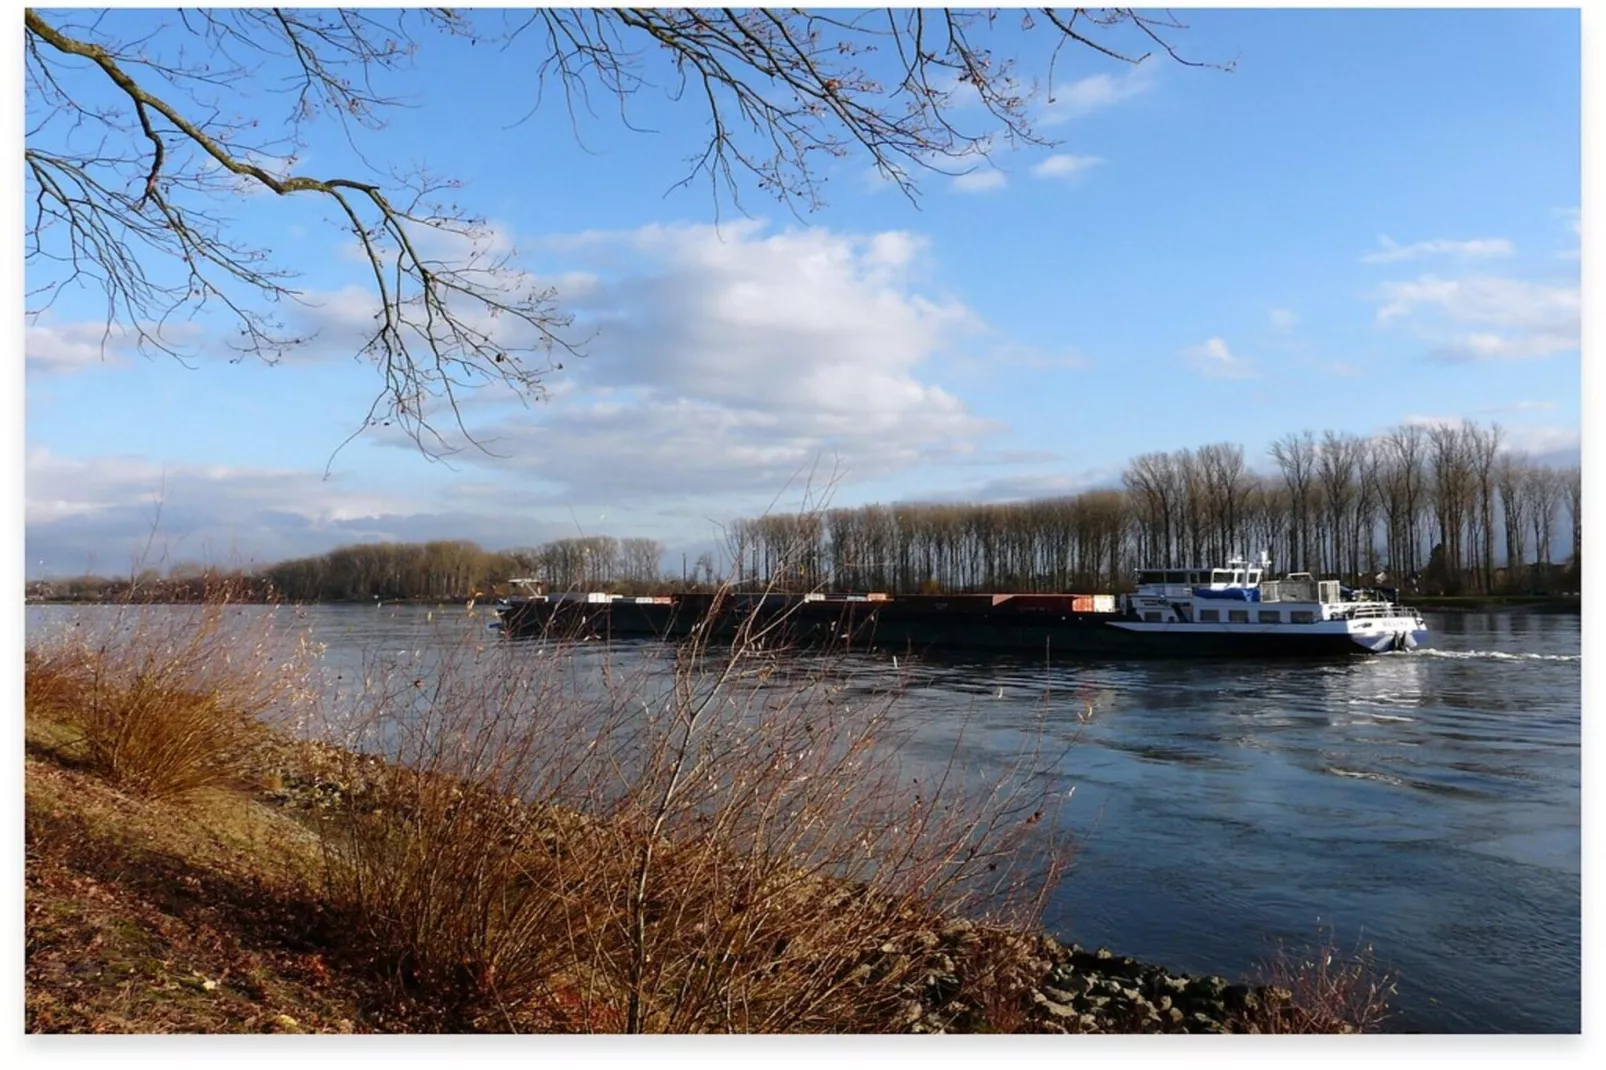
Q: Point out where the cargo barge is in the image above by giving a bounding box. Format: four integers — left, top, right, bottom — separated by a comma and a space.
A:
492, 555, 1429, 659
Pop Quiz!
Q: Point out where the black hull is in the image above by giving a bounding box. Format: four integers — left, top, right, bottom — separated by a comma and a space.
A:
494, 597, 1376, 659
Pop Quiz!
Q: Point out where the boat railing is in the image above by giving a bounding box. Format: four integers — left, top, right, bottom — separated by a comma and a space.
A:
1237, 578, 1348, 604
1343, 602, 1413, 619
1260, 579, 1319, 603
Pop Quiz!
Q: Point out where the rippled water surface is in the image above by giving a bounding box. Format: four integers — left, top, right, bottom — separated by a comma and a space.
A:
26, 604, 1579, 1032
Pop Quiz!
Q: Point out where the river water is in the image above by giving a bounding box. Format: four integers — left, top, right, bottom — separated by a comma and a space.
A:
25, 603, 1580, 1033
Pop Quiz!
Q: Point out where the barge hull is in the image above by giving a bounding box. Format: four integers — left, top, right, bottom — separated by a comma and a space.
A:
494, 597, 1392, 659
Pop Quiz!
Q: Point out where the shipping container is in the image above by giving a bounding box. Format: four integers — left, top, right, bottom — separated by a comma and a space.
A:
1008, 594, 1073, 612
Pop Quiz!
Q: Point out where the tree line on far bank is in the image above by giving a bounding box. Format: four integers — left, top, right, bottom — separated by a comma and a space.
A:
726, 420, 1579, 597
27, 535, 683, 604
28, 420, 1580, 604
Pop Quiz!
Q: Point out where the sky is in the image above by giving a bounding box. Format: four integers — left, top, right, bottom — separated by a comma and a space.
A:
18, 5, 1585, 580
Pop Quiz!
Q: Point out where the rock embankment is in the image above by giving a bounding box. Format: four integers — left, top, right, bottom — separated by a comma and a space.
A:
250, 735, 1322, 1035
895, 923, 1299, 1035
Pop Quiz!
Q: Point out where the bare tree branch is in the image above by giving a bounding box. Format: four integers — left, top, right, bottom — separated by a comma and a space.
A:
24, 7, 1215, 458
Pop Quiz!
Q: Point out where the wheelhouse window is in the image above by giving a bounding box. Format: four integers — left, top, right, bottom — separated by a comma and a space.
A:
1198, 609, 1220, 622
1143, 611, 1163, 622
1228, 610, 1249, 623
1210, 569, 1231, 585
1138, 571, 1165, 586
1290, 610, 1315, 623
1258, 610, 1281, 623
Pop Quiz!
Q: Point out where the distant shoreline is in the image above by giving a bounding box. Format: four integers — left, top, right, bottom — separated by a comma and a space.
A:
29, 593, 1582, 615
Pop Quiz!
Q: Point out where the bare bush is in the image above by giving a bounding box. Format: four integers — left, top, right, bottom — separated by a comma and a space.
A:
1235, 932, 1397, 1034
313, 582, 1068, 1032
25, 581, 315, 799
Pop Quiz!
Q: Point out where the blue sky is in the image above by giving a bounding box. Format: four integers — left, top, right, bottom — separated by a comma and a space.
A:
21, 6, 1583, 579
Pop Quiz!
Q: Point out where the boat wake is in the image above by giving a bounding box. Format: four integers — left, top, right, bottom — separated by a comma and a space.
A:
1392, 649, 1580, 663
1324, 766, 1405, 786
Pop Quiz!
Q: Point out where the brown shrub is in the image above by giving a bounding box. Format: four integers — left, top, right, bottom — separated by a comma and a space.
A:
26, 581, 313, 800
314, 580, 1070, 1032
1234, 932, 1397, 1034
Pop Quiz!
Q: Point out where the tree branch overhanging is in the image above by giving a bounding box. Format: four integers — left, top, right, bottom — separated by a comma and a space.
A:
24, 7, 1218, 459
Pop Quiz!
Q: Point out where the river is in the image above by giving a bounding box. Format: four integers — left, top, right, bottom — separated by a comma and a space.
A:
25, 603, 1580, 1033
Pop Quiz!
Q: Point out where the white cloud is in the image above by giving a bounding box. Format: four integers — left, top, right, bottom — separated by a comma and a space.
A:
1435, 330, 1577, 362
1372, 273, 1579, 362
1481, 400, 1558, 415
1501, 425, 1580, 459
25, 449, 406, 529
1268, 308, 1300, 331
1031, 154, 1103, 179
1041, 66, 1155, 125
919, 466, 1121, 504
22, 447, 587, 577
25, 319, 131, 374
25, 315, 214, 375
951, 168, 1008, 193
1400, 414, 1464, 430
405, 222, 996, 504
1361, 235, 1514, 264
1556, 207, 1580, 259
1181, 336, 1256, 379
24, 448, 413, 573
1391, 417, 1579, 465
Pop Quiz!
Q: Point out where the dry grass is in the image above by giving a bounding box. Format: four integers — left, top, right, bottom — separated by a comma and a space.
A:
26, 584, 1398, 1035
312, 583, 1069, 1032
26, 582, 314, 799
24, 751, 361, 1034
21, 562, 1072, 1034
27, 569, 1403, 1036
1233, 932, 1398, 1034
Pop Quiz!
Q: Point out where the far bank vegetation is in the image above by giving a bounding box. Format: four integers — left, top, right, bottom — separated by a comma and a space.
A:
32, 420, 1579, 603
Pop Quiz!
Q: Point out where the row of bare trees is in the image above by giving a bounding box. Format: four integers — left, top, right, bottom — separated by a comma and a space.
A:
502, 536, 670, 593
258, 540, 513, 602
31, 422, 1576, 602
34, 533, 679, 603
731, 422, 1578, 597
256, 536, 672, 601
54, 537, 679, 603
727, 497, 1129, 594
1261, 423, 1578, 595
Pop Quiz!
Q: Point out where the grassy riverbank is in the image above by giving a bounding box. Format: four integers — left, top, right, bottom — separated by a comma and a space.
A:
24, 597, 1393, 1034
